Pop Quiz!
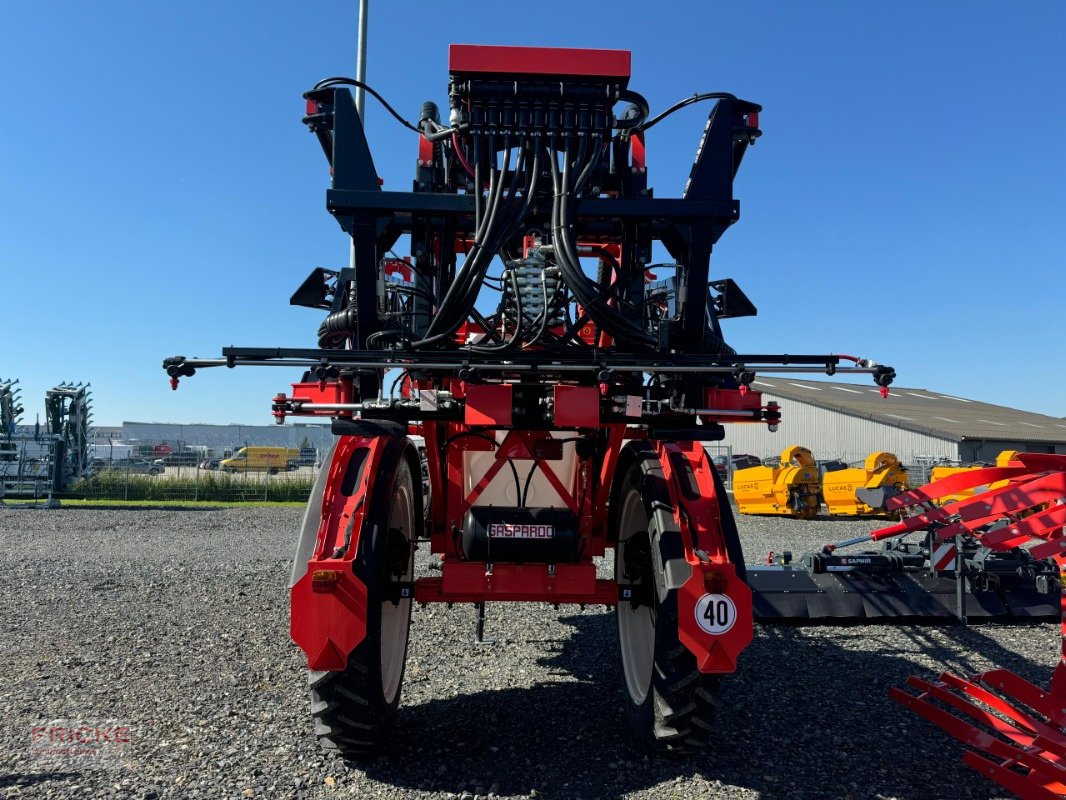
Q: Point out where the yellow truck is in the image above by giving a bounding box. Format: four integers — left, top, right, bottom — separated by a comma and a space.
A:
220, 447, 300, 474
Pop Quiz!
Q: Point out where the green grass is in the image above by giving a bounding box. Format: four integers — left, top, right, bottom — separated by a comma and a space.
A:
70, 472, 315, 503
61, 499, 306, 508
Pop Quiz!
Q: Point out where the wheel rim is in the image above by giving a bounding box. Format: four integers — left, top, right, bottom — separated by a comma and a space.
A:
380, 481, 413, 703
616, 488, 655, 705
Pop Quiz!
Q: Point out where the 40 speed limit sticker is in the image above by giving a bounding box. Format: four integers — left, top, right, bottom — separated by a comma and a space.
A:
694, 593, 737, 635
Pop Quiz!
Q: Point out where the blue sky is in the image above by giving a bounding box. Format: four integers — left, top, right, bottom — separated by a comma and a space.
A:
2, 2, 1064, 425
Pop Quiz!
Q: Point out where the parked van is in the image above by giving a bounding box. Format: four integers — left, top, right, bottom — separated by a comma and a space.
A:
219, 447, 299, 474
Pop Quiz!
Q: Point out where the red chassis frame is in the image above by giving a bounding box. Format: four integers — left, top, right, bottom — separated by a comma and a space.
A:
287, 91, 765, 681
289, 367, 764, 675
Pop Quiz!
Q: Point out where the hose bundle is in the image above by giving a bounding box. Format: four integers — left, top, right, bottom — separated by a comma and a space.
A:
549, 136, 656, 350
308, 75, 744, 354
412, 139, 540, 349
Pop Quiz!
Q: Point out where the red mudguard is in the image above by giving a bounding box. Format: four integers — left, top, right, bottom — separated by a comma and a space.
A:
657, 441, 753, 672
290, 561, 368, 672
290, 435, 393, 671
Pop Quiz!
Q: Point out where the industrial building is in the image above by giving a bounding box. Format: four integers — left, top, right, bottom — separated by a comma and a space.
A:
98, 421, 334, 454
721, 379, 1066, 468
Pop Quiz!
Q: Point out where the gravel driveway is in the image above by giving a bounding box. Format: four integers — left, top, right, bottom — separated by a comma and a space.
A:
0, 506, 1053, 799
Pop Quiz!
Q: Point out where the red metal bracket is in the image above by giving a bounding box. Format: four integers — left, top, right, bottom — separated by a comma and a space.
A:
417, 134, 434, 169
418, 561, 613, 604
465, 384, 512, 426
554, 385, 599, 427
630, 131, 646, 173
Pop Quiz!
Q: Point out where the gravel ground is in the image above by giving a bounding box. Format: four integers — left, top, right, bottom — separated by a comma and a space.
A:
0, 505, 1055, 800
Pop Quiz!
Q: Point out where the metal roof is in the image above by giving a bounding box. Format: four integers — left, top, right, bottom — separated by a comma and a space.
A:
750, 379, 1066, 444
118, 421, 334, 450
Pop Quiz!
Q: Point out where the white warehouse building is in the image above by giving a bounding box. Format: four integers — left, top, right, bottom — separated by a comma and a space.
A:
116, 421, 334, 452
720, 379, 1066, 468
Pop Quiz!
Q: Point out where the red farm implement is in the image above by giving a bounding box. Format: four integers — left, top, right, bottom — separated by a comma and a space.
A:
884, 454, 1066, 800
164, 44, 897, 756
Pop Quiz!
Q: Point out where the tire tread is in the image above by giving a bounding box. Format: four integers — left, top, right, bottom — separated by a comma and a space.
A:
309, 641, 384, 754
304, 448, 417, 759
613, 448, 726, 756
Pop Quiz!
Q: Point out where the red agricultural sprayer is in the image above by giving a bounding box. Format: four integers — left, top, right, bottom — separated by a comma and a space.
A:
163, 44, 908, 757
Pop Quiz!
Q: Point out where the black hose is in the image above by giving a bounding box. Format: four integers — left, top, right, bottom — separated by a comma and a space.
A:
550, 138, 654, 349
467, 269, 524, 353
311, 77, 423, 133
317, 307, 359, 348
614, 89, 650, 130
436, 154, 509, 329
414, 139, 538, 350
464, 145, 552, 353
637, 92, 740, 132
420, 119, 460, 142
389, 370, 410, 398
420, 155, 507, 343
521, 461, 540, 507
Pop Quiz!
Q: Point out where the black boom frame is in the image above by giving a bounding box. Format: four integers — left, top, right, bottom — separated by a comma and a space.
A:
310, 85, 756, 352
165, 47, 893, 424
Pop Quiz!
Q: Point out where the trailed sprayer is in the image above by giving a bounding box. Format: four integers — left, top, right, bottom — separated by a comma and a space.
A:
164, 45, 895, 755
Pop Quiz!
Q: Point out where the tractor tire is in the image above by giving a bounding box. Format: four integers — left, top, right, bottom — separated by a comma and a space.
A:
613, 451, 742, 755
307, 450, 416, 758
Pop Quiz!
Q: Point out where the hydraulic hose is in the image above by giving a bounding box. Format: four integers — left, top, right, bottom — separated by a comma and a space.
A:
550, 139, 655, 349
317, 307, 358, 348
414, 139, 538, 350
